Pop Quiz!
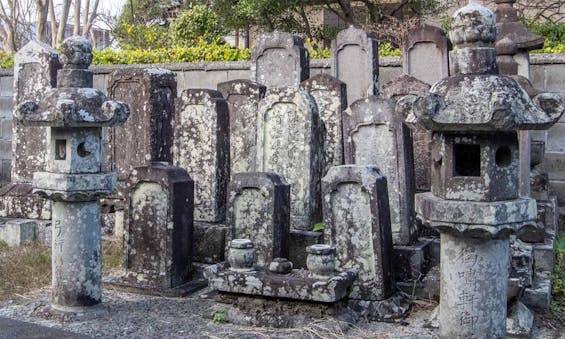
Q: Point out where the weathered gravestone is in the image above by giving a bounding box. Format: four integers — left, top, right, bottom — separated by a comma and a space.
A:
251, 30, 309, 88
331, 26, 378, 105
16, 36, 129, 310
217, 80, 266, 175
403, 25, 450, 86
256, 87, 323, 231
402, 25, 450, 193
343, 96, 415, 245
382, 75, 431, 193
174, 89, 229, 223
107, 68, 176, 182
227, 172, 290, 266
300, 74, 347, 175
322, 165, 395, 301
0, 40, 60, 219
120, 162, 194, 292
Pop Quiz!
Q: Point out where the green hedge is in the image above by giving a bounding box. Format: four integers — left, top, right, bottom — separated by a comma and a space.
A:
531, 22, 565, 54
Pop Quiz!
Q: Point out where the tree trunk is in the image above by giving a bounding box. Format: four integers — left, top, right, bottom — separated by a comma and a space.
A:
49, 0, 57, 46
35, 0, 49, 42
56, 0, 72, 45
73, 0, 81, 35
82, 0, 99, 38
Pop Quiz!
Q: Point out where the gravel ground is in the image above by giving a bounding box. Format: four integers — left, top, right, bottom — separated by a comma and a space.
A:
0, 286, 561, 338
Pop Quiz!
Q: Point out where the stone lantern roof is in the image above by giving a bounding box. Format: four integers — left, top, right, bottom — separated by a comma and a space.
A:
15, 36, 129, 128
402, 1, 564, 133
495, 0, 545, 51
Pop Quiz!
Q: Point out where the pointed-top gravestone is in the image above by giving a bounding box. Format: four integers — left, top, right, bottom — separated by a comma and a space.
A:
251, 31, 309, 88
257, 87, 323, 230
300, 74, 347, 175
403, 25, 451, 85
331, 26, 378, 104
0, 40, 60, 220
218, 79, 266, 175
12, 40, 60, 183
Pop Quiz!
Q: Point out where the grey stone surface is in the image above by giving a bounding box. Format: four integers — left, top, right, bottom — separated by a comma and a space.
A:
521, 272, 552, 312
506, 301, 534, 338
0, 316, 89, 339
300, 74, 347, 175
11, 40, 60, 183
107, 68, 176, 180
193, 222, 228, 263
122, 162, 194, 290
343, 96, 415, 245
331, 26, 378, 104
322, 165, 395, 301
532, 237, 556, 273
251, 31, 309, 88
439, 233, 509, 338
288, 230, 323, 269
393, 238, 433, 281
217, 80, 266, 175
0, 219, 36, 247
227, 172, 290, 266
174, 89, 229, 223
403, 24, 450, 85
205, 264, 357, 303
256, 87, 323, 230
510, 238, 533, 287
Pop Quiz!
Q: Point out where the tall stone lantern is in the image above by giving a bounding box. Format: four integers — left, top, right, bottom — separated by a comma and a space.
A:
15, 37, 129, 312
401, 2, 564, 337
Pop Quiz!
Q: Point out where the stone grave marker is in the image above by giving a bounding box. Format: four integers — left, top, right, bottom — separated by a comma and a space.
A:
322, 165, 395, 301
343, 96, 415, 245
403, 24, 450, 86
331, 26, 378, 104
300, 74, 347, 175
174, 89, 229, 223
123, 162, 194, 290
257, 87, 323, 231
0, 40, 60, 219
382, 74, 431, 192
107, 68, 176, 181
217, 80, 266, 175
251, 31, 309, 88
227, 172, 290, 266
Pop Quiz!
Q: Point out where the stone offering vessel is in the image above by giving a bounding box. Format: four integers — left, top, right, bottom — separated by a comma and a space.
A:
401, 2, 564, 337
15, 36, 129, 312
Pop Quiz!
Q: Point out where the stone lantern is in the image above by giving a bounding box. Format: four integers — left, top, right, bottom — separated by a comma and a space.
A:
401, 2, 564, 337
15, 36, 129, 312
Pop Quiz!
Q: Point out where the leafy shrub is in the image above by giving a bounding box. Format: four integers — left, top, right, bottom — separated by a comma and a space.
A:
170, 5, 228, 46
115, 23, 171, 50
0, 52, 14, 69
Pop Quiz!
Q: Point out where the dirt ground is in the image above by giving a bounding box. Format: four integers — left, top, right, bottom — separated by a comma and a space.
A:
0, 285, 563, 339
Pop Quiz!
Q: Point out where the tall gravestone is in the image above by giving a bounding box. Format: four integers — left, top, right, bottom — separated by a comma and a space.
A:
217, 80, 266, 175
300, 74, 347, 175
343, 96, 415, 245
122, 162, 194, 291
107, 68, 176, 182
0, 40, 60, 219
257, 87, 323, 231
382, 75, 431, 192
331, 26, 378, 105
174, 89, 229, 223
251, 31, 309, 88
403, 25, 450, 85
402, 25, 450, 192
322, 165, 395, 301
227, 172, 290, 266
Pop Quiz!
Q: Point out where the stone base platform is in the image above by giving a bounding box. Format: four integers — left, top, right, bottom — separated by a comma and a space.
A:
212, 293, 358, 328
205, 263, 357, 303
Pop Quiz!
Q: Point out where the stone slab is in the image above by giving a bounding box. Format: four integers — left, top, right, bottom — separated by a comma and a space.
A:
193, 222, 228, 264
0, 219, 36, 247
521, 273, 552, 313
205, 264, 357, 303
393, 239, 433, 281
0, 183, 50, 219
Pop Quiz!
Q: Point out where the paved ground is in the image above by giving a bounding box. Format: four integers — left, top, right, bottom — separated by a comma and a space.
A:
0, 317, 90, 339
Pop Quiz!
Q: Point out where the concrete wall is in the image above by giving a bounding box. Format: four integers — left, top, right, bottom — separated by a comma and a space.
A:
0, 54, 564, 200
